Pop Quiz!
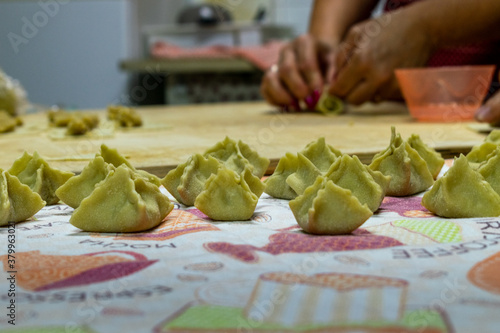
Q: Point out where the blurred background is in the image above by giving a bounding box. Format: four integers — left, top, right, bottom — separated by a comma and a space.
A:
0, 0, 318, 109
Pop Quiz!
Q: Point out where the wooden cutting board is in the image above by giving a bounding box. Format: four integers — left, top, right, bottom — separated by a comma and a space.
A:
0, 101, 488, 176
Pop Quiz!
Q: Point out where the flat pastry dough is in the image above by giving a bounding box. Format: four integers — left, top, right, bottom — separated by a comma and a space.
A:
0, 169, 46, 226
369, 127, 434, 196
422, 155, 500, 218
8, 151, 74, 205
70, 165, 173, 233
289, 176, 372, 235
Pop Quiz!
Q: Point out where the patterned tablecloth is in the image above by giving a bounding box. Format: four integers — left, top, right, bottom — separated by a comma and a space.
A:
1, 161, 500, 333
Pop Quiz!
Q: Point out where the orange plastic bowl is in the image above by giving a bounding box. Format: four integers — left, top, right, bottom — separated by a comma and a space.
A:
395, 65, 495, 122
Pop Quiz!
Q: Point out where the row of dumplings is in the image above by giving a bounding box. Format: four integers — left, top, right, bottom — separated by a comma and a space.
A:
264, 127, 444, 234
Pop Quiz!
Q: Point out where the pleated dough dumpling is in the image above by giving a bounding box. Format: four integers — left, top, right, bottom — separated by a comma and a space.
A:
301, 137, 341, 172
485, 129, 500, 144
289, 176, 372, 235
8, 151, 74, 205
0, 169, 46, 226
407, 134, 444, 179
369, 127, 433, 196
478, 146, 500, 196
70, 165, 173, 232
204, 137, 270, 178
466, 142, 498, 167
177, 154, 221, 206
56, 156, 115, 208
326, 154, 390, 212
195, 167, 259, 221
285, 153, 322, 196
422, 155, 500, 218
263, 153, 299, 200
99, 144, 160, 186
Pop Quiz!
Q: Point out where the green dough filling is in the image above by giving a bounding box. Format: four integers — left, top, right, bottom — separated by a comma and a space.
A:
8, 151, 74, 205
0, 169, 45, 226
70, 165, 173, 233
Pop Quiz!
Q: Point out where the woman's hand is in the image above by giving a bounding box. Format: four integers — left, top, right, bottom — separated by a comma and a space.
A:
260, 34, 337, 111
329, 10, 435, 105
476, 75, 500, 124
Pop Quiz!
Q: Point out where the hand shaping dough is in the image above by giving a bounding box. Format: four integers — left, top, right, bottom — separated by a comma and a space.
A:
70, 165, 173, 232
195, 166, 261, 221
289, 176, 372, 235
369, 127, 434, 196
0, 169, 46, 226
422, 155, 500, 218
407, 134, 444, 179
8, 151, 74, 205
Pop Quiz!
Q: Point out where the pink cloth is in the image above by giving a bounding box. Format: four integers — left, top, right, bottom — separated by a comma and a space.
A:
151, 40, 286, 71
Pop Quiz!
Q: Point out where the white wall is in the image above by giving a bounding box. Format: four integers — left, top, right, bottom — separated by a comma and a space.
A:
0, 0, 135, 109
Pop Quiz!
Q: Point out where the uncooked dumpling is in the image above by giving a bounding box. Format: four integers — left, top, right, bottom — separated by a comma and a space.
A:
195, 166, 260, 221
285, 153, 321, 196
0, 169, 45, 226
315, 92, 344, 114
99, 144, 160, 186
56, 156, 114, 208
407, 134, 444, 179
204, 136, 270, 178
8, 151, 74, 205
466, 142, 498, 167
478, 147, 500, 196
263, 153, 299, 200
301, 137, 341, 172
70, 165, 173, 232
369, 127, 433, 196
422, 155, 500, 218
289, 176, 372, 235
326, 154, 390, 212
485, 129, 500, 145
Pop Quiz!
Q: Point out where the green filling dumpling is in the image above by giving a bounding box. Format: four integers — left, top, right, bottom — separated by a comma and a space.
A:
264, 153, 299, 200
485, 129, 500, 145
369, 127, 433, 196
0, 169, 46, 226
422, 155, 500, 218
289, 177, 372, 235
478, 147, 500, 196
466, 142, 498, 167
99, 144, 160, 186
8, 151, 74, 205
407, 134, 444, 179
70, 165, 173, 232
326, 154, 390, 212
264, 138, 341, 199
204, 136, 270, 178
315, 92, 344, 115
56, 156, 114, 209
195, 166, 260, 221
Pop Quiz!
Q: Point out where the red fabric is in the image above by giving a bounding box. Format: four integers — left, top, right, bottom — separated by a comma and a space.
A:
151, 40, 286, 71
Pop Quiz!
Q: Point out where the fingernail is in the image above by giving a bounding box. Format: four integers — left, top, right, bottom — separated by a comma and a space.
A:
475, 105, 491, 122
305, 95, 315, 110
